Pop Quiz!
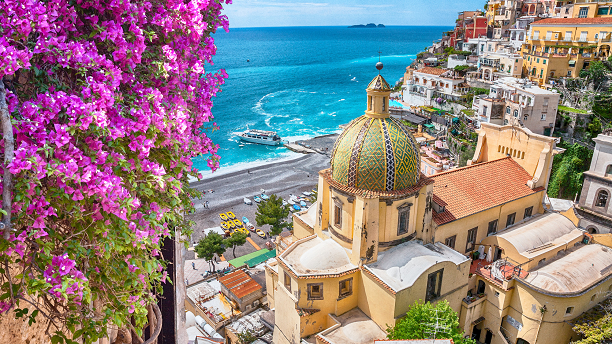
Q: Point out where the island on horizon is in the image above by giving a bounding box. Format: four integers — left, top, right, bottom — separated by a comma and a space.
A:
348, 23, 385, 28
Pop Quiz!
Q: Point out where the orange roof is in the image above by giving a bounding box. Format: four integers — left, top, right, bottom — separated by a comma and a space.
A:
218, 270, 262, 299
533, 17, 612, 25
431, 157, 544, 225
415, 67, 449, 76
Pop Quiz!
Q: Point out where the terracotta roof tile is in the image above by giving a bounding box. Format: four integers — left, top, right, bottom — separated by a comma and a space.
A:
431, 158, 544, 225
218, 270, 262, 299
533, 17, 612, 25
415, 67, 449, 76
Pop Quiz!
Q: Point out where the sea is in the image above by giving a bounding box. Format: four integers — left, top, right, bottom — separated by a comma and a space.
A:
193, 26, 452, 176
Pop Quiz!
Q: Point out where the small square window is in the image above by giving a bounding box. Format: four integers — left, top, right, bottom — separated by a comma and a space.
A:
339, 278, 353, 298
506, 213, 516, 227
541, 113, 547, 121
524, 206, 533, 219
566, 306, 574, 315
308, 283, 324, 300
445, 235, 456, 249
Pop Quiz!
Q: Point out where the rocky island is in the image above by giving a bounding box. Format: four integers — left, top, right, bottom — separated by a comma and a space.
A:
348, 23, 385, 28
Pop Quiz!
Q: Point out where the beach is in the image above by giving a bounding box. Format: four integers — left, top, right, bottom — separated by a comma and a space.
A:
186, 134, 338, 260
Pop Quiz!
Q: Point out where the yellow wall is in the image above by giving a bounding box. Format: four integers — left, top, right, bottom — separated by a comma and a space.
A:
264, 264, 278, 308
273, 279, 302, 344
358, 270, 397, 329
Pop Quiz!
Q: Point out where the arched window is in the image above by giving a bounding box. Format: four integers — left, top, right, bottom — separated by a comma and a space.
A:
506, 106, 511, 114
596, 190, 609, 207
514, 109, 519, 118
606, 165, 612, 176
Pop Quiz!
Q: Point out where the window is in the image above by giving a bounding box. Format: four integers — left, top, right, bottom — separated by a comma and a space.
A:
538, 258, 546, 265
591, 294, 597, 302
334, 204, 342, 226
524, 206, 533, 218
579, 31, 588, 41
565, 31, 572, 41
537, 58, 540, 63
506, 212, 516, 227
543, 98, 549, 107
524, 115, 528, 122
487, 220, 498, 235
425, 269, 443, 302
284, 272, 291, 292
307, 283, 323, 300
598, 6, 609, 15
445, 235, 456, 249
596, 190, 609, 207
397, 204, 411, 235
567, 70, 572, 77
370, 96, 374, 110
466, 227, 478, 253
606, 165, 612, 176
506, 106, 511, 114
566, 306, 574, 315
514, 109, 519, 118
541, 113, 547, 121
546, 31, 552, 40
367, 96, 372, 111
339, 278, 353, 298
533, 31, 539, 39
495, 291, 500, 297
578, 7, 589, 18
543, 59, 547, 65
382, 97, 386, 112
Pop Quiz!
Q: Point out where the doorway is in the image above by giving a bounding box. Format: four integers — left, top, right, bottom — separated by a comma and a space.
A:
477, 280, 486, 294
485, 330, 493, 344
472, 326, 482, 342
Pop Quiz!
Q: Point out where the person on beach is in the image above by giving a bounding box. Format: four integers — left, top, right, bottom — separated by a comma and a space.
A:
192, 262, 196, 270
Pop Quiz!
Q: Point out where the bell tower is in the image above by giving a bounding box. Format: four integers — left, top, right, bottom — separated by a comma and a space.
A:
365, 61, 392, 119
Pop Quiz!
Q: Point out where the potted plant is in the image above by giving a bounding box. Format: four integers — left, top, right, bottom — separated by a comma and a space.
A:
473, 251, 480, 260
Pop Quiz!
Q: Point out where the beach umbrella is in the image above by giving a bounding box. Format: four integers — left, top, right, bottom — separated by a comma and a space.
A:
487, 246, 493, 263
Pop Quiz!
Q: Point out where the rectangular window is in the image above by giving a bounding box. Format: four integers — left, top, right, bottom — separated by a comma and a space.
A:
578, 7, 589, 18
579, 31, 588, 41
284, 272, 291, 292
546, 31, 552, 40
543, 59, 547, 65
466, 227, 478, 253
533, 31, 539, 40
425, 269, 444, 303
565, 31, 572, 41
506, 212, 516, 227
339, 278, 353, 298
537, 58, 540, 63
487, 219, 498, 235
382, 97, 386, 112
307, 283, 323, 300
543, 98, 549, 107
566, 306, 574, 315
598, 6, 609, 15
541, 113, 547, 121
334, 204, 342, 226
524, 206, 534, 218
397, 205, 411, 235
445, 235, 456, 249
367, 96, 372, 111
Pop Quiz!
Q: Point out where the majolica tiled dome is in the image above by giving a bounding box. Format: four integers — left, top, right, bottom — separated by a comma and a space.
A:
331, 115, 421, 191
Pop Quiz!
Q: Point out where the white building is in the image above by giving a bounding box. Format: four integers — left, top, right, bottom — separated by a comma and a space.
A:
402, 67, 469, 107
467, 40, 523, 83
471, 77, 559, 135
577, 132, 612, 234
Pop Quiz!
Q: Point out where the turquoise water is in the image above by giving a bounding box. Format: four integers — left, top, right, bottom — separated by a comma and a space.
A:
389, 100, 408, 108
194, 26, 451, 173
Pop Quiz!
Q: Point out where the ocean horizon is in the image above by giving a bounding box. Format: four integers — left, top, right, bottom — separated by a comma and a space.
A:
193, 25, 452, 176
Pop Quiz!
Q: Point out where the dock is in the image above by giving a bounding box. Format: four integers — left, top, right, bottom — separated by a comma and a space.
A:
284, 143, 317, 154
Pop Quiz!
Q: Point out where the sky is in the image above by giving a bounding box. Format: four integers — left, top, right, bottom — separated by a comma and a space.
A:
222, 0, 487, 28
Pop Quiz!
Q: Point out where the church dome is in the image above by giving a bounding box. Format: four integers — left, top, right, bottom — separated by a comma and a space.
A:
330, 72, 421, 192
331, 115, 421, 191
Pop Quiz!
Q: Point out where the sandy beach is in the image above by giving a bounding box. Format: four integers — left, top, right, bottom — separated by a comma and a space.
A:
186, 134, 338, 260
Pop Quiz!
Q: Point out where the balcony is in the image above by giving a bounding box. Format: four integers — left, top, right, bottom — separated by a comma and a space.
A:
470, 257, 528, 288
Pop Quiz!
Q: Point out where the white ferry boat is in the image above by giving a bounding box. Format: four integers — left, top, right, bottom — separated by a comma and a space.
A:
239, 129, 281, 146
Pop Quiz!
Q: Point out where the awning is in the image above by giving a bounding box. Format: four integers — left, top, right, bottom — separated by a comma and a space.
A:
569, 60, 576, 66
472, 316, 485, 326
423, 123, 435, 128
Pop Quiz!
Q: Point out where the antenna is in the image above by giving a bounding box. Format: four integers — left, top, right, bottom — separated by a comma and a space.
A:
423, 309, 452, 341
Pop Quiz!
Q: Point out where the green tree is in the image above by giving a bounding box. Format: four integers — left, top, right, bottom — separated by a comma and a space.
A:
225, 231, 248, 258
195, 232, 227, 271
237, 329, 258, 344
547, 143, 593, 199
579, 61, 608, 87
255, 194, 291, 236
387, 300, 476, 344
571, 297, 612, 344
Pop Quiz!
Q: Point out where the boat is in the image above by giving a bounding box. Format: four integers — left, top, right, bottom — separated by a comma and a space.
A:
228, 221, 236, 229
246, 223, 255, 231
302, 191, 312, 196
254, 196, 261, 203
292, 204, 301, 211
233, 219, 243, 227
237, 227, 249, 235
219, 213, 228, 221
244, 197, 252, 205
288, 199, 296, 205
239, 128, 281, 146
300, 201, 307, 207
242, 216, 250, 224
256, 228, 266, 238
282, 200, 288, 206
227, 211, 236, 219
261, 193, 269, 200
220, 222, 229, 230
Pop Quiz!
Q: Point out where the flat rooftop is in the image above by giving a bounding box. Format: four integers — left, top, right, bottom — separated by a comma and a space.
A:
521, 244, 612, 294
365, 241, 468, 293
317, 308, 386, 344
279, 236, 356, 276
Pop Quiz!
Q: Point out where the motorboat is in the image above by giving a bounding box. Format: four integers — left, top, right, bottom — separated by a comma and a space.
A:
302, 191, 312, 196
254, 195, 261, 203
288, 199, 296, 205
292, 204, 301, 211
242, 216, 250, 224
256, 228, 266, 238
220, 222, 229, 230
227, 211, 236, 219
239, 128, 281, 146
246, 223, 255, 231
228, 221, 236, 229
282, 200, 288, 206
244, 197, 252, 205
219, 213, 228, 221
261, 193, 269, 200
300, 201, 307, 207
233, 219, 243, 227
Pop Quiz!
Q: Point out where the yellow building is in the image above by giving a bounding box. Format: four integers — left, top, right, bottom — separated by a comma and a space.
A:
566, 0, 612, 19
262, 68, 593, 344
522, 17, 612, 85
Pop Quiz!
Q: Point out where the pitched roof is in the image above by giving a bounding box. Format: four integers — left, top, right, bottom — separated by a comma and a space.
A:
367, 75, 391, 91
218, 270, 262, 299
415, 67, 449, 76
430, 157, 544, 225
532, 17, 612, 26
